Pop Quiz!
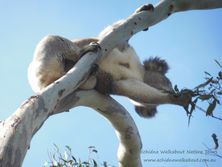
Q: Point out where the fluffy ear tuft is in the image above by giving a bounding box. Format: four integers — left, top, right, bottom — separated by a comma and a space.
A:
143, 57, 169, 74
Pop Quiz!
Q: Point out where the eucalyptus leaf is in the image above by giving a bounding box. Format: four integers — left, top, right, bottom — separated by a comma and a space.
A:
93, 159, 98, 167
65, 145, 72, 152
195, 77, 213, 90
103, 161, 108, 167
199, 94, 212, 101
217, 91, 222, 95
174, 85, 179, 93
204, 71, 212, 76
206, 99, 217, 116
215, 59, 222, 68
219, 71, 222, 79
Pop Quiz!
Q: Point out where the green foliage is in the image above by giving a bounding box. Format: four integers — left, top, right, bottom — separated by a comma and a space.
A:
44, 145, 115, 167
177, 60, 222, 124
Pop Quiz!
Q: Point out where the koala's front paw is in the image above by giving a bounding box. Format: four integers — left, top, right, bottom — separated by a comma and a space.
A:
171, 89, 193, 107
89, 42, 101, 52
81, 42, 101, 57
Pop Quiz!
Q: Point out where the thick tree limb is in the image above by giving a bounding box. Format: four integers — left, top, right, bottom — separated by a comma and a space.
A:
170, 0, 222, 11
55, 90, 142, 167
0, 0, 222, 167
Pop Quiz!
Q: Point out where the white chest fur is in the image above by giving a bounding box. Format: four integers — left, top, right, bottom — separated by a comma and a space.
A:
99, 46, 144, 81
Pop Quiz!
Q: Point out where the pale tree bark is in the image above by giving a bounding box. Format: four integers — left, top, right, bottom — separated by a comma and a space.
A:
55, 90, 142, 167
0, 0, 222, 167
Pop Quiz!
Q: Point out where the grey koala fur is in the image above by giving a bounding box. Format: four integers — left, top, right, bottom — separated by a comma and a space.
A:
28, 35, 187, 119
134, 57, 173, 118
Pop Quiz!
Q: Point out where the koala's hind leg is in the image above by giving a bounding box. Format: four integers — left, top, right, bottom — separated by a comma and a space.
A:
111, 79, 191, 107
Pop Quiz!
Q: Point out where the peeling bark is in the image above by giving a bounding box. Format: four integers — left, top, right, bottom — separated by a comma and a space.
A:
0, 0, 222, 167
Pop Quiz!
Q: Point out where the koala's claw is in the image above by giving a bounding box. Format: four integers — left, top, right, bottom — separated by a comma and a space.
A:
143, 28, 149, 31
136, 4, 154, 13
81, 42, 101, 56
171, 89, 193, 107
89, 42, 101, 52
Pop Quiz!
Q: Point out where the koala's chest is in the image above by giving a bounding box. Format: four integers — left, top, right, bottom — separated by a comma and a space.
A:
98, 47, 144, 81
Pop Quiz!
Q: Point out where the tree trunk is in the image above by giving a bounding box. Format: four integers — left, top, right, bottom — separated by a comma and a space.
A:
0, 0, 221, 166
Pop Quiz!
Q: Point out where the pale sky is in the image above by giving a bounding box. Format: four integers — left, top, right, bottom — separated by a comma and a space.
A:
0, 0, 222, 167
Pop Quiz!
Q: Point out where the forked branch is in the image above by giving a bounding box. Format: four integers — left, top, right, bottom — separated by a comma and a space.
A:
0, 0, 222, 167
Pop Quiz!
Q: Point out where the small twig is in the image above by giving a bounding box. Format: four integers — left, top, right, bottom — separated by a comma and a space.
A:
203, 143, 222, 159
216, 153, 222, 158
195, 105, 222, 121
204, 160, 209, 167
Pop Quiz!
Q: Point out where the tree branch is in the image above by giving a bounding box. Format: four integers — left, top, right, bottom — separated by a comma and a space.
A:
55, 90, 142, 167
0, 0, 222, 167
195, 105, 222, 122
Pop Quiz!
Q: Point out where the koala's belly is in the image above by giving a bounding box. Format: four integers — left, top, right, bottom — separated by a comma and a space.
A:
99, 47, 144, 81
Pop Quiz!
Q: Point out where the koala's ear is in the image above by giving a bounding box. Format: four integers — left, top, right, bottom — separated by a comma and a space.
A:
143, 57, 169, 74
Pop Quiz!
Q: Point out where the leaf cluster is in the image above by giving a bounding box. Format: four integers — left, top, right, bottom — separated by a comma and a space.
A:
174, 60, 222, 124
44, 145, 112, 167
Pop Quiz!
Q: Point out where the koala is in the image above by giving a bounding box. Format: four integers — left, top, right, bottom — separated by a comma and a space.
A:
28, 36, 144, 93
28, 23, 189, 118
